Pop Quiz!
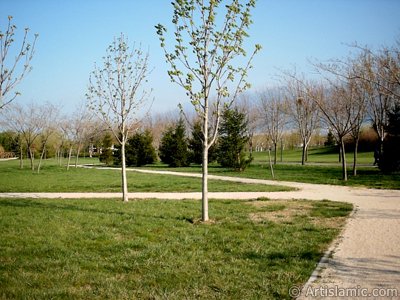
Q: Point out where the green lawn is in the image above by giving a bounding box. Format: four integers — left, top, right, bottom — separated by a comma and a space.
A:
0, 198, 352, 299
144, 147, 400, 189
0, 159, 292, 193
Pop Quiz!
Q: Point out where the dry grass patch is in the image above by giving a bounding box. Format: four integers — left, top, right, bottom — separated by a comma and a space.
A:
249, 199, 352, 229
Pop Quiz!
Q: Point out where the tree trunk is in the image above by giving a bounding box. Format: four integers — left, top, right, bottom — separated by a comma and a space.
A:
353, 137, 359, 176
121, 141, 129, 202
67, 146, 73, 170
29, 147, 35, 171
19, 143, 23, 169
268, 148, 275, 179
301, 141, 307, 165
37, 146, 46, 174
280, 139, 283, 162
340, 137, 347, 181
75, 145, 81, 168
202, 140, 209, 221
273, 142, 277, 165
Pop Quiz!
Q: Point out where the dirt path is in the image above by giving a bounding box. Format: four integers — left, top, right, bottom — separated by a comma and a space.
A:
1, 167, 399, 299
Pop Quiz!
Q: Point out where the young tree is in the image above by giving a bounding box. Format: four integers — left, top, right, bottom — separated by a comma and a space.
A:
217, 107, 251, 171
87, 34, 151, 202
259, 88, 288, 165
0, 16, 38, 110
188, 120, 217, 164
159, 118, 190, 167
156, 0, 261, 221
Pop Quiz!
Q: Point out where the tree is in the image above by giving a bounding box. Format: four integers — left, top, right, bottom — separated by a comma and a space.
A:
87, 34, 151, 202
285, 77, 320, 165
379, 103, 400, 172
99, 133, 114, 166
0, 16, 38, 110
217, 107, 251, 171
159, 118, 190, 167
125, 130, 157, 167
259, 88, 287, 165
156, 0, 261, 221
188, 120, 216, 164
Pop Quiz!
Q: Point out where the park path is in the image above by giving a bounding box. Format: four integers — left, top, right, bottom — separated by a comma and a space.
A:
1, 166, 399, 299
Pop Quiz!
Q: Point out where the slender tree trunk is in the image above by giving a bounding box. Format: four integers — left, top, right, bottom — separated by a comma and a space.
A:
121, 141, 129, 202
268, 148, 275, 179
29, 147, 35, 171
37, 146, 46, 174
67, 146, 73, 170
340, 137, 347, 181
19, 143, 23, 169
273, 142, 277, 165
280, 139, 283, 162
201, 108, 209, 222
301, 141, 307, 165
353, 137, 359, 176
75, 145, 81, 168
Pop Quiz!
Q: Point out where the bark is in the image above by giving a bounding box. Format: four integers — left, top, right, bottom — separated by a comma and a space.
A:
37, 146, 46, 174
67, 146, 73, 170
74, 144, 81, 168
268, 149, 275, 179
201, 104, 209, 222
19, 143, 23, 169
121, 141, 129, 202
340, 137, 348, 181
29, 147, 35, 171
273, 142, 277, 165
301, 142, 307, 165
353, 138, 359, 176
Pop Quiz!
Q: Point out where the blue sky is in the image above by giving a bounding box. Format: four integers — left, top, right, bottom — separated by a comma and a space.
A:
1, 0, 400, 114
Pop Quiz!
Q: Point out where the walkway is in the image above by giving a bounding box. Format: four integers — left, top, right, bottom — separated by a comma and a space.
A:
1, 167, 399, 299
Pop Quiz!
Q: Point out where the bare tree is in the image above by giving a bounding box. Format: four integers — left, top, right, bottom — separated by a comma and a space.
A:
284, 77, 320, 165
87, 34, 151, 202
156, 0, 261, 221
259, 88, 287, 165
0, 16, 38, 109
37, 104, 59, 173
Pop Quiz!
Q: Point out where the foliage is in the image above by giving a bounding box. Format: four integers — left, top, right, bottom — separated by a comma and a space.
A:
0, 197, 351, 299
217, 107, 252, 171
99, 133, 114, 166
188, 120, 217, 164
0, 131, 18, 153
126, 130, 157, 167
159, 118, 190, 167
379, 104, 400, 172
324, 130, 336, 147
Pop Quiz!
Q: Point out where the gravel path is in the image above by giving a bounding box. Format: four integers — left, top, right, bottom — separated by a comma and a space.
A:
1, 167, 399, 299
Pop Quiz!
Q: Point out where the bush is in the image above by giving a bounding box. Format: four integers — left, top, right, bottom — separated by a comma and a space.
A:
126, 130, 157, 167
217, 107, 252, 171
159, 118, 189, 167
379, 104, 400, 173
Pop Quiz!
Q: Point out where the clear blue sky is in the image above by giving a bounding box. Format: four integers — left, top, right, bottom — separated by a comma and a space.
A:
1, 0, 399, 114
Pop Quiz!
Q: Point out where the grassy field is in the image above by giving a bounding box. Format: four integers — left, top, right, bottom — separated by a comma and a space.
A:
0, 159, 291, 193
0, 197, 352, 299
145, 147, 400, 189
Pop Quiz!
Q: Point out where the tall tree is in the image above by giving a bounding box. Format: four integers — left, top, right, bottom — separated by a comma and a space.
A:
156, 0, 261, 221
87, 34, 151, 202
159, 118, 190, 167
0, 16, 38, 109
217, 106, 251, 171
284, 77, 320, 165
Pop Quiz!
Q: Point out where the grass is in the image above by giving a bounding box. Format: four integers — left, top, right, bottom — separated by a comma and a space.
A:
0, 198, 353, 299
144, 147, 400, 189
0, 159, 292, 193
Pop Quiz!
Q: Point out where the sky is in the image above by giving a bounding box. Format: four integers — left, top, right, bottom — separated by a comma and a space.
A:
1, 0, 400, 115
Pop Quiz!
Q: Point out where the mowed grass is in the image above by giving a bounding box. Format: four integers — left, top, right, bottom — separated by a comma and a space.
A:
0, 159, 292, 193
145, 147, 400, 189
0, 198, 352, 299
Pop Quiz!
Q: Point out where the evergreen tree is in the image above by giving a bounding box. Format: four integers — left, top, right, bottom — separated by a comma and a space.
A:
217, 107, 252, 171
126, 130, 157, 167
379, 104, 400, 172
188, 120, 216, 165
159, 118, 189, 167
99, 133, 114, 166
